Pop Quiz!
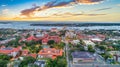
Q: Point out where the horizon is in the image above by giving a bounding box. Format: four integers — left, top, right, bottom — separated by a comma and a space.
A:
0, 0, 120, 22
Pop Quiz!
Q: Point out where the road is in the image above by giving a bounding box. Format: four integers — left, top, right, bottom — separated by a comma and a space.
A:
65, 41, 71, 67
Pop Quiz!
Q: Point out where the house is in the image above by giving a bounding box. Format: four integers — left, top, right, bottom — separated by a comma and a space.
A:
21, 49, 29, 56
51, 28, 58, 32
38, 48, 63, 59
0, 38, 16, 44
34, 60, 45, 67
0, 46, 21, 57
26, 35, 37, 41
71, 51, 95, 63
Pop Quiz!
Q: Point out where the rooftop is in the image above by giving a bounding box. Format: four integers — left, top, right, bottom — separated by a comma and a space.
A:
71, 51, 95, 59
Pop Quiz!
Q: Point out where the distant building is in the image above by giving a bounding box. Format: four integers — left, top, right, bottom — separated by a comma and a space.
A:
51, 28, 58, 32
71, 51, 95, 63
90, 38, 102, 42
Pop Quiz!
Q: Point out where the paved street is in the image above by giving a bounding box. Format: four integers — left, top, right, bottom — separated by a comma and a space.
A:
65, 41, 71, 67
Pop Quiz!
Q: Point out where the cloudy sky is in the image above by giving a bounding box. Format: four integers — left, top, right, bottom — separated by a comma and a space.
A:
0, 0, 120, 22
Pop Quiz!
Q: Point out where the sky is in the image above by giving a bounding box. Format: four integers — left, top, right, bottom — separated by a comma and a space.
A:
0, 0, 120, 22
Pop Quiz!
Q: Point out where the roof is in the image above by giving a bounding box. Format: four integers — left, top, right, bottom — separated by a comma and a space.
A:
38, 48, 63, 59
22, 49, 29, 56
71, 51, 95, 59
38, 48, 62, 55
83, 40, 96, 46
91, 38, 102, 42
0, 46, 21, 54
0, 50, 12, 54
42, 38, 48, 43
28, 53, 37, 58
26, 35, 38, 41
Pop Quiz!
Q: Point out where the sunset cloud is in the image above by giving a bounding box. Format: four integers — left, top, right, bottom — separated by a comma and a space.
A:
93, 7, 112, 11
20, 0, 105, 17
51, 12, 106, 17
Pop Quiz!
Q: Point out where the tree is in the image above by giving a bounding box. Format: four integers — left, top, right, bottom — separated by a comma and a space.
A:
45, 56, 67, 67
0, 54, 12, 60
99, 45, 106, 51
54, 42, 65, 49
0, 60, 9, 67
88, 45, 95, 53
0, 54, 11, 67
19, 56, 36, 67
47, 40, 55, 45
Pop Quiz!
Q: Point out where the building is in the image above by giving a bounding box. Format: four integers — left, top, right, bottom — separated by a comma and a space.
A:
71, 51, 95, 63
51, 28, 58, 32
21, 49, 29, 56
26, 35, 37, 41
90, 38, 103, 42
0, 46, 22, 57
71, 40, 80, 45
83, 40, 96, 47
38, 48, 63, 59
42, 35, 61, 45
47, 36, 61, 43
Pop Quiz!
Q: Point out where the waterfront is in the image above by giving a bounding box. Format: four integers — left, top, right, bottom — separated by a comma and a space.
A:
0, 22, 120, 30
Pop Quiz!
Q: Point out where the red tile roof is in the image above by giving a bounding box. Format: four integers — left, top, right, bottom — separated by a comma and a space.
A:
26, 36, 36, 41
42, 38, 48, 44
22, 49, 29, 56
0, 50, 12, 54
0, 46, 21, 54
28, 53, 37, 58
38, 48, 62, 59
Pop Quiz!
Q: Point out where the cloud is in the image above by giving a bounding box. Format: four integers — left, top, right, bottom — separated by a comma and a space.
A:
2, 9, 9, 15
20, 0, 105, 17
52, 12, 106, 17
117, 4, 120, 7
93, 7, 112, 11
1, 5, 7, 7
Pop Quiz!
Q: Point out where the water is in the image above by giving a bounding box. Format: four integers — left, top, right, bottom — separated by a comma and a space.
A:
0, 21, 120, 30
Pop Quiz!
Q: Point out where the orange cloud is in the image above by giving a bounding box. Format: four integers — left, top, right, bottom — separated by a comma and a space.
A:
20, 0, 105, 17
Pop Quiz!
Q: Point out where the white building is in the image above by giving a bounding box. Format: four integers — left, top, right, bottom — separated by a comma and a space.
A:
83, 40, 96, 47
